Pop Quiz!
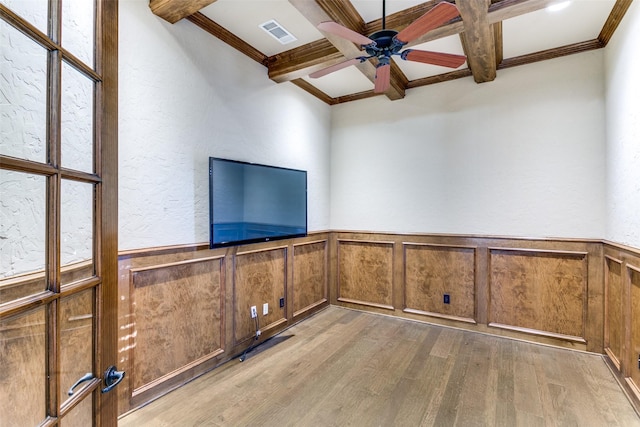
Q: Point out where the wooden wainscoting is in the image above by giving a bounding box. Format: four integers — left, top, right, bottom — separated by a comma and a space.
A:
404, 243, 476, 323
488, 248, 588, 342
292, 240, 328, 319
605, 254, 624, 369
336, 239, 395, 310
117, 234, 330, 415
234, 247, 287, 344
130, 256, 225, 404
603, 241, 640, 414
330, 232, 603, 353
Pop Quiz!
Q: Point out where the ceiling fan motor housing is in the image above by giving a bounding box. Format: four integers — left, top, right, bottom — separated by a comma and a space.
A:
364, 29, 405, 60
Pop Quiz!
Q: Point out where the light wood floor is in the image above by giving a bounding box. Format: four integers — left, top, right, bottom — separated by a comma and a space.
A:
119, 307, 640, 426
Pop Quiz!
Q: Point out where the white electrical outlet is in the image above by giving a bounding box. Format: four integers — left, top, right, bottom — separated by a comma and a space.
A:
250, 306, 257, 318
263, 303, 269, 316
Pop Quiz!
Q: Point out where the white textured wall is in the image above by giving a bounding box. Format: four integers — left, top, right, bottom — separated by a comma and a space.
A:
605, 0, 640, 249
118, 0, 331, 250
330, 51, 606, 239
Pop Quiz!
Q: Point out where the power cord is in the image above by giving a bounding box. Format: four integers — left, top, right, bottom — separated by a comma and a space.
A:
239, 312, 260, 362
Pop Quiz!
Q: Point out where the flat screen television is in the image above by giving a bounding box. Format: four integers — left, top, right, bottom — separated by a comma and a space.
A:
209, 157, 307, 248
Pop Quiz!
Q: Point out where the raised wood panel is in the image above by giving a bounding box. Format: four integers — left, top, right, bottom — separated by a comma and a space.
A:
293, 240, 328, 317
628, 265, 640, 399
59, 288, 94, 405
489, 249, 587, 340
337, 240, 394, 310
131, 257, 224, 393
605, 256, 624, 368
404, 243, 476, 322
234, 247, 287, 344
0, 307, 46, 426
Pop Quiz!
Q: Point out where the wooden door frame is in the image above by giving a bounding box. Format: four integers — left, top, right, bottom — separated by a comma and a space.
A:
98, 0, 118, 425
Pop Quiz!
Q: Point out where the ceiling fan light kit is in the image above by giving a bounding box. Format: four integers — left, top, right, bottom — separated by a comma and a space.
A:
310, 1, 466, 94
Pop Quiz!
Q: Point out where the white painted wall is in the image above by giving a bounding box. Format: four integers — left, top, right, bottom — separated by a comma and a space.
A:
330, 51, 606, 239
118, 0, 331, 250
605, 0, 640, 249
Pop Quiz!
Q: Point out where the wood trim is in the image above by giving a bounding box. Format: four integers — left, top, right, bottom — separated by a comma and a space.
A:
406, 68, 473, 89
599, 0, 634, 45
268, 40, 342, 83
129, 255, 225, 276
0, 155, 58, 175
236, 245, 289, 257
488, 322, 587, 344
97, 0, 119, 423
186, 12, 268, 66
487, 247, 589, 257
119, 243, 211, 259
132, 348, 225, 397
293, 299, 328, 318
604, 240, 640, 257
290, 79, 337, 105
150, 0, 218, 24
605, 346, 622, 371
403, 308, 476, 324
625, 377, 640, 410
499, 40, 604, 70
337, 297, 394, 311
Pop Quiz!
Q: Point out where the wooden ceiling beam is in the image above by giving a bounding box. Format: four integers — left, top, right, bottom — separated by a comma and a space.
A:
187, 13, 267, 65
457, 0, 496, 83
150, 0, 218, 24
288, 0, 405, 100
598, 0, 633, 45
268, 40, 344, 83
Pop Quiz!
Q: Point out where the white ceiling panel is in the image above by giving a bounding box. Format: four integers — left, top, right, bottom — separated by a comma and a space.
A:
200, 0, 324, 56
502, 0, 616, 58
352, 0, 426, 24
302, 65, 375, 98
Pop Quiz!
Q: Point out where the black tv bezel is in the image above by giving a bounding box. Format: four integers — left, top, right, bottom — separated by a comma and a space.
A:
209, 157, 308, 249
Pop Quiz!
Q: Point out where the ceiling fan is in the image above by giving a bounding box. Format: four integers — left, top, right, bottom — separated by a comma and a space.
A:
309, 1, 466, 93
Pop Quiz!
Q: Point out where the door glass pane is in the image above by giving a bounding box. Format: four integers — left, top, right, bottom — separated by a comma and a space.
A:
0, 170, 47, 304
0, 20, 48, 163
61, 393, 93, 427
62, 0, 95, 67
0, 307, 47, 426
59, 288, 94, 405
61, 61, 94, 173
61, 179, 94, 285
1, 0, 49, 35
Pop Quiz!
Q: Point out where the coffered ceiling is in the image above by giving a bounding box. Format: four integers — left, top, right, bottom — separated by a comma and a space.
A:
149, 0, 632, 105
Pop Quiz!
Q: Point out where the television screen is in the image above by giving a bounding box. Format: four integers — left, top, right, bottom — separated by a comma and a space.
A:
209, 157, 307, 248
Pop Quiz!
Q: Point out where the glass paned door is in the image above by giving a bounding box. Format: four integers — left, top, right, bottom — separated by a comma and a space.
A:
0, 0, 118, 425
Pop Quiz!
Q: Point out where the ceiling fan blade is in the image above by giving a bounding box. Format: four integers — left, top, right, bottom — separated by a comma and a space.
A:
374, 63, 391, 93
395, 2, 460, 44
309, 58, 364, 79
401, 49, 466, 68
317, 21, 375, 46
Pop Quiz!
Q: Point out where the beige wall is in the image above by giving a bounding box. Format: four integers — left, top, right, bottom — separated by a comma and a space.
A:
118, 0, 332, 251
605, 0, 640, 249
330, 50, 606, 240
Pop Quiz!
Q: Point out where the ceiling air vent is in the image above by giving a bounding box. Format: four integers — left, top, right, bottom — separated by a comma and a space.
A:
259, 20, 297, 45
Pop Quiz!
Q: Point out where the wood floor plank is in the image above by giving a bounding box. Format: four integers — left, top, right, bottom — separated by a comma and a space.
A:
119, 307, 639, 427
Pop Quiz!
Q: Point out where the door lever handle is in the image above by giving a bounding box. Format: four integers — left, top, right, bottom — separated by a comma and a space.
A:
101, 365, 125, 394
68, 373, 94, 396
